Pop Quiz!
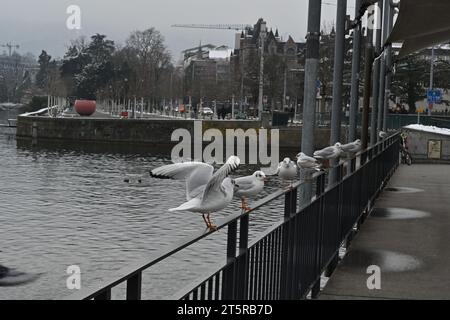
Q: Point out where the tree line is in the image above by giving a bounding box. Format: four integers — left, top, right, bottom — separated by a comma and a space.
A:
3, 25, 450, 114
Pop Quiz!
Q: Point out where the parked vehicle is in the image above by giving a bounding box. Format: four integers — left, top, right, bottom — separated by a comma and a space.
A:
202, 107, 214, 118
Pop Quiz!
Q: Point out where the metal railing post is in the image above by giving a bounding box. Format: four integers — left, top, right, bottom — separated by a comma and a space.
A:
222, 220, 237, 299
236, 214, 249, 299
126, 272, 142, 300
280, 187, 297, 299
311, 174, 326, 299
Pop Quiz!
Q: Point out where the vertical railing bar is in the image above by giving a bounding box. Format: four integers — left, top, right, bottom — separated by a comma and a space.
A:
257, 240, 264, 299
263, 237, 269, 300
192, 288, 198, 301
207, 278, 213, 300
223, 220, 237, 299
248, 246, 254, 300
214, 272, 220, 300
200, 283, 206, 300
270, 231, 276, 300
126, 272, 142, 300
238, 214, 249, 299
276, 226, 283, 300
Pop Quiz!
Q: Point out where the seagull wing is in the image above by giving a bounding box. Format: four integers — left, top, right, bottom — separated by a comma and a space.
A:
201, 156, 240, 202
150, 162, 214, 200
314, 146, 334, 159
301, 154, 318, 163
340, 142, 354, 152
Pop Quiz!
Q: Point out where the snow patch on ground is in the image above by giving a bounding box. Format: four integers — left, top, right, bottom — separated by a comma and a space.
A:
404, 124, 450, 136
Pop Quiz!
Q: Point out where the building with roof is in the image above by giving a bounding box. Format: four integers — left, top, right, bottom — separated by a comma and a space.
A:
231, 18, 306, 111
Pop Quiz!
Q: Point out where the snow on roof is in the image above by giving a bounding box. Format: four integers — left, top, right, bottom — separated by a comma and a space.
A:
208, 48, 233, 60
404, 124, 450, 136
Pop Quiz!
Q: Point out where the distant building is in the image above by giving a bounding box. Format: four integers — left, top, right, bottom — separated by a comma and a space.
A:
182, 44, 234, 106
231, 18, 306, 110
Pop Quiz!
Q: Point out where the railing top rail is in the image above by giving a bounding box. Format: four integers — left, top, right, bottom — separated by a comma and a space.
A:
66, 131, 400, 300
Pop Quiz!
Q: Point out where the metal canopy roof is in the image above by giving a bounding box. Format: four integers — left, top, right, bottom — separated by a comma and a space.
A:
387, 0, 450, 57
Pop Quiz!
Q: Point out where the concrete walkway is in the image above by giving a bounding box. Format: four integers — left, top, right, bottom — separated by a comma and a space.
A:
320, 164, 450, 300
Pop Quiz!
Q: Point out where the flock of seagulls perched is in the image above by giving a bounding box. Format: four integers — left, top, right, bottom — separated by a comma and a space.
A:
150, 139, 362, 231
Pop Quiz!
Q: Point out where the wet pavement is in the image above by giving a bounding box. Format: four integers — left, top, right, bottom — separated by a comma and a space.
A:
320, 164, 450, 300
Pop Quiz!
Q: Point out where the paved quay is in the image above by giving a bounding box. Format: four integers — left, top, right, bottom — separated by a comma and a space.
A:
320, 164, 450, 300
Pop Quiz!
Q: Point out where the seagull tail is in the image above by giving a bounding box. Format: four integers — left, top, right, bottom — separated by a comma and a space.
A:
168, 198, 200, 212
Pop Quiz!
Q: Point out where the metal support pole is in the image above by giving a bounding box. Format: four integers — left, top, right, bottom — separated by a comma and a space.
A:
361, 23, 374, 149
300, 0, 322, 204
370, 1, 383, 146
283, 66, 287, 108
382, 3, 394, 131
377, 0, 390, 138
330, 0, 347, 184
258, 21, 267, 120
240, 47, 245, 114
349, 0, 362, 142
429, 47, 435, 115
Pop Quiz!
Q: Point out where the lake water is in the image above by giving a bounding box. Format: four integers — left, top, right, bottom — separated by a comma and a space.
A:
0, 109, 287, 300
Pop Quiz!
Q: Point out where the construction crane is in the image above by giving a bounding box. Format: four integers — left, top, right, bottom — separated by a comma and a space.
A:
1, 42, 20, 56
172, 24, 252, 31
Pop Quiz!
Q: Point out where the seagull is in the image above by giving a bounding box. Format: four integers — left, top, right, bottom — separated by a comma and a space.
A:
0, 265, 39, 287
296, 152, 323, 172
150, 156, 240, 231
379, 131, 388, 139
276, 158, 298, 188
314, 143, 343, 168
234, 171, 267, 212
340, 139, 362, 154
314, 143, 343, 160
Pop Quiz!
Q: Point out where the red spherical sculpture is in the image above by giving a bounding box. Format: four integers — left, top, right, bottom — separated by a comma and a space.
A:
74, 100, 96, 116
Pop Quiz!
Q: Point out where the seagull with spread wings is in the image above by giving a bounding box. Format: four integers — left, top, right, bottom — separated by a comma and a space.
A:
150, 156, 240, 231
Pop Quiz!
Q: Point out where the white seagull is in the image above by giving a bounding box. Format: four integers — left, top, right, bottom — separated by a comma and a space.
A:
0, 265, 40, 287
314, 143, 343, 168
296, 152, 323, 172
234, 171, 267, 212
340, 139, 362, 154
379, 131, 388, 139
150, 156, 240, 231
277, 158, 298, 188
314, 143, 343, 160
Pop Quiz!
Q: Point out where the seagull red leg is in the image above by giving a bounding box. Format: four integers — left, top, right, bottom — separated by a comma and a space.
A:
207, 213, 218, 231
202, 214, 209, 229
242, 197, 251, 212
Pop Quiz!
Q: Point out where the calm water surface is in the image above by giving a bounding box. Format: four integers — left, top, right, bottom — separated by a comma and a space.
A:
0, 111, 287, 300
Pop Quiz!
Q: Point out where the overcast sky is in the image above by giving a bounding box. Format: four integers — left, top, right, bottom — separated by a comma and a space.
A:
0, 0, 356, 61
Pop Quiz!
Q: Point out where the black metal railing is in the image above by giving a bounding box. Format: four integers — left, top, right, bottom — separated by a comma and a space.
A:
67, 133, 400, 300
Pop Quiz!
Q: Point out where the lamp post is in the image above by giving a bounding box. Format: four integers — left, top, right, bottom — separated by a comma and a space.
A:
257, 20, 267, 121
429, 47, 435, 115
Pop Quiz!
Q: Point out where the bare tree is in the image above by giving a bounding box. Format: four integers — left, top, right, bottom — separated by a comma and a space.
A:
125, 28, 172, 102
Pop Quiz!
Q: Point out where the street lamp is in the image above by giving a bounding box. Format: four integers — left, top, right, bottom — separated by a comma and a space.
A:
258, 20, 267, 120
